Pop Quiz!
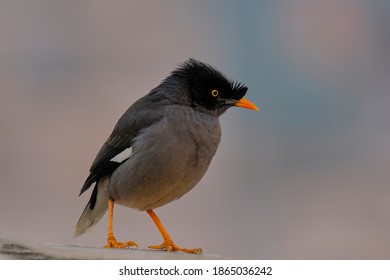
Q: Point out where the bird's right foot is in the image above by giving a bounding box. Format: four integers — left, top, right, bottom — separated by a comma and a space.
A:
148, 238, 202, 254
104, 234, 138, 249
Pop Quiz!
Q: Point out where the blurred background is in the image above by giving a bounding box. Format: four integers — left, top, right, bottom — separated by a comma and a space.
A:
1, 0, 390, 259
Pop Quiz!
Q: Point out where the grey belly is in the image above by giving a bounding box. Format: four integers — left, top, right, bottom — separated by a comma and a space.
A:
108, 132, 218, 211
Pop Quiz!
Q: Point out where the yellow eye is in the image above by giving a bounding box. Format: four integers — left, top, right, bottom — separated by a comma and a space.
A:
211, 89, 219, 97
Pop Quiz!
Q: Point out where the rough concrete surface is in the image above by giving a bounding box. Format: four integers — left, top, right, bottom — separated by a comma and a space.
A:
0, 232, 225, 260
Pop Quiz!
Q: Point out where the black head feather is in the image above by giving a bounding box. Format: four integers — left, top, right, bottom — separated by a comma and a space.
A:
164, 58, 248, 115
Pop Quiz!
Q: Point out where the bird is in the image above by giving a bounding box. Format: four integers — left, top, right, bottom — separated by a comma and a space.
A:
74, 58, 258, 254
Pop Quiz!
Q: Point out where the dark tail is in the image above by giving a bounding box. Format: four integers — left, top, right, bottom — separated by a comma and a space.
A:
74, 177, 109, 237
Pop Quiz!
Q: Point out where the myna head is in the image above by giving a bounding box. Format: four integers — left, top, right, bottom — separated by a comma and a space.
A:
167, 58, 259, 116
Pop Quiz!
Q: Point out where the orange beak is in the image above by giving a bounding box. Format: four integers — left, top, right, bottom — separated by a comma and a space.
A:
235, 97, 259, 111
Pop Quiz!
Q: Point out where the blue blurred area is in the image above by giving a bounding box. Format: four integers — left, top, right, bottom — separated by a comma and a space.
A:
0, 0, 389, 259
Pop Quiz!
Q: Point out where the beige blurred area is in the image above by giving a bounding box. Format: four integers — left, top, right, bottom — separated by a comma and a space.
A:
1, 0, 390, 259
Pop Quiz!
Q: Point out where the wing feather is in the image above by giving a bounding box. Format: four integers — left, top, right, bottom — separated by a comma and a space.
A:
79, 93, 165, 196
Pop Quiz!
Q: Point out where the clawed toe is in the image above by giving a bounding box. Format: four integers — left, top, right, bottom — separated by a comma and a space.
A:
105, 235, 138, 249
148, 239, 202, 254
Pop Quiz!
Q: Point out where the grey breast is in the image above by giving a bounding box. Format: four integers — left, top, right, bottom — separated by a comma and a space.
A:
108, 105, 221, 211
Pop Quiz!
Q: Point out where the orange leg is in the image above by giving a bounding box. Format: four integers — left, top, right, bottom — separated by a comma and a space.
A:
146, 209, 202, 254
104, 199, 139, 249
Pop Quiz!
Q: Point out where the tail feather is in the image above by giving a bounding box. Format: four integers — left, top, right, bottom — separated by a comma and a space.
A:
74, 176, 109, 237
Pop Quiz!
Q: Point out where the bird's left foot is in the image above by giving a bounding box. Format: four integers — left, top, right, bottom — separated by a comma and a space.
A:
148, 238, 202, 254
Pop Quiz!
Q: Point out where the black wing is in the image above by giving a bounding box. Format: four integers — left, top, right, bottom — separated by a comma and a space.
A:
79, 94, 165, 196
